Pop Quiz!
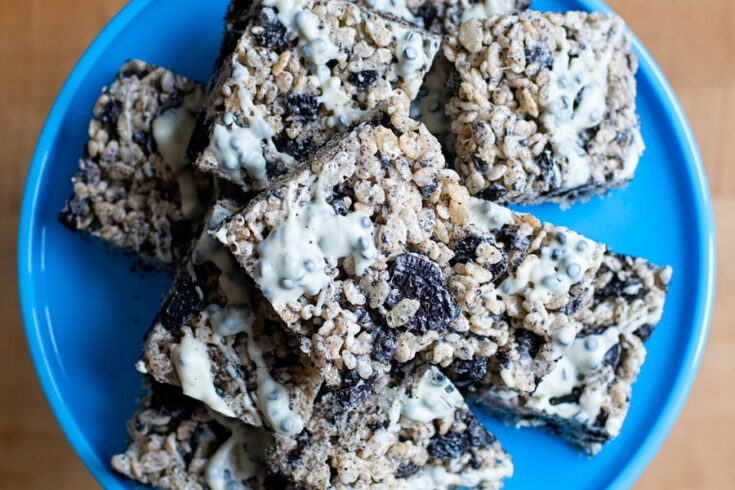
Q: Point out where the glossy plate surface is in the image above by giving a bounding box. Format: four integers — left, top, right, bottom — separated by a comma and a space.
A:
17, 0, 715, 488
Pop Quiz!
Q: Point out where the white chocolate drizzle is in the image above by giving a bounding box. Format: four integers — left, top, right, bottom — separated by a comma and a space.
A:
172, 332, 235, 417
547, 323, 578, 360
193, 203, 250, 304
241, 310, 304, 436
212, 63, 295, 189
540, 18, 626, 189
391, 24, 438, 97
254, 192, 377, 304
499, 229, 598, 303
400, 367, 463, 423
151, 89, 203, 220
205, 302, 304, 437
264, 0, 366, 128
530, 326, 621, 422
181, 203, 305, 436
386, 369, 510, 489
469, 197, 514, 231
205, 421, 273, 490
212, 116, 267, 189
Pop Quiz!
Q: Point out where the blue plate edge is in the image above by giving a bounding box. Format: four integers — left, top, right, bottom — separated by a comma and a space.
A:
580, 2, 716, 488
15, 0, 716, 489
606, 26, 716, 490
16, 1, 157, 488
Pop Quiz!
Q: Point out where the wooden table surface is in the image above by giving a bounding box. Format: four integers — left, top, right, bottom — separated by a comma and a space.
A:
0, 0, 732, 488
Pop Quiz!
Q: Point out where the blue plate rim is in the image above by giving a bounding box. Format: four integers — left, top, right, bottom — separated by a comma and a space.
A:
16, 0, 716, 489
16, 0, 159, 487
584, 2, 716, 487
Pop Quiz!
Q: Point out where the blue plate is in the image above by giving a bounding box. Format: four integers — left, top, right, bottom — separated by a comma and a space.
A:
17, 0, 715, 488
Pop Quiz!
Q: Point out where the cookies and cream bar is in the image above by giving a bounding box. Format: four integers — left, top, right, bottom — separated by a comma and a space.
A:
430, 198, 608, 394
468, 251, 671, 454
269, 364, 512, 489
213, 111, 491, 389
443, 11, 644, 206
59, 60, 208, 267
138, 201, 322, 434
435, 198, 671, 400
188, 0, 441, 192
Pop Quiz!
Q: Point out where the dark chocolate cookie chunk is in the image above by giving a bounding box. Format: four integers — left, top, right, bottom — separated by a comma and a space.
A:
387, 253, 460, 335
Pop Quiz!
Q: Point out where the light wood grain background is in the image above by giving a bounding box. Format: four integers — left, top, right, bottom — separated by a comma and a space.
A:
0, 0, 731, 488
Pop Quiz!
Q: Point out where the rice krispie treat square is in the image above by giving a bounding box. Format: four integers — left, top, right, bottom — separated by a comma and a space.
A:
111, 379, 286, 490
468, 252, 672, 454
427, 198, 607, 393
213, 111, 481, 388
188, 0, 441, 192
139, 201, 322, 435
443, 11, 644, 205
59, 60, 209, 267
270, 364, 512, 489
